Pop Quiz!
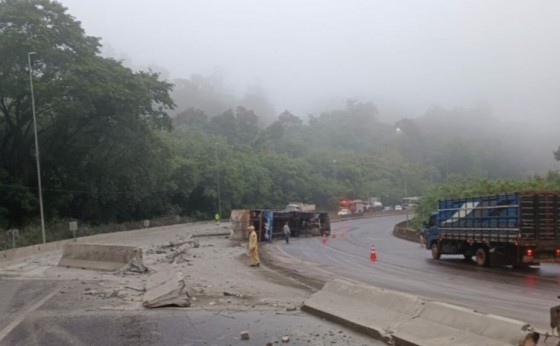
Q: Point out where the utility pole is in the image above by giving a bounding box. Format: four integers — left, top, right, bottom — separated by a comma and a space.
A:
28, 52, 46, 244
215, 143, 221, 219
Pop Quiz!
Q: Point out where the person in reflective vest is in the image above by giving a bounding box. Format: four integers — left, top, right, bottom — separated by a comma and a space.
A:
214, 213, 221, 225
247, 225, 260, 267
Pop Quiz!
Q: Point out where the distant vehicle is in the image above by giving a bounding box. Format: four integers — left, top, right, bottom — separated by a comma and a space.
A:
371, 201, 383, 211
394, 205, 403, 211
421, 192, 560, 267
383, 206, 392, 211
338, 199, 366, 214
337, 208, 351, 216
285, 202, 316, 212
401, 196, 421, 209
368, 197, 384, 211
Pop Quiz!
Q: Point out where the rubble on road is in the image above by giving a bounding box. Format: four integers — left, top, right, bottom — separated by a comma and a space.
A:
143, 268, 191, 308
0, 222, 313, 312
240, 330, 250, 340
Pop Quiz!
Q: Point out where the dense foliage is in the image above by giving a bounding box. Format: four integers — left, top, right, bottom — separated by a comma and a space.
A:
1, 0, 558, 247
0, 0, 174, 229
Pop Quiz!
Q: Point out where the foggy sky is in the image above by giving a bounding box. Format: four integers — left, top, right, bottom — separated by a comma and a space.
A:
57, 0, 560, 126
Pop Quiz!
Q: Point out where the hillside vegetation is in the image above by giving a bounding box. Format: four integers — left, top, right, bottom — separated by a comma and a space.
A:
1, 0, 558, 247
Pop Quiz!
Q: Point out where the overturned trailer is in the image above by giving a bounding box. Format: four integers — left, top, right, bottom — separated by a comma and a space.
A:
230, 209, 330, 242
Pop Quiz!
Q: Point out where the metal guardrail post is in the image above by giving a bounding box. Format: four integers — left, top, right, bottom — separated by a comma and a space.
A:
69, 220, 78, 240
7, 229, 19, 249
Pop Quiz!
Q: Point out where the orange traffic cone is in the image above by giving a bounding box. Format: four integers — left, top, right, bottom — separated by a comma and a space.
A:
321, 235, 327, 244
370, 246, 377, 262
332, 231, 336, 239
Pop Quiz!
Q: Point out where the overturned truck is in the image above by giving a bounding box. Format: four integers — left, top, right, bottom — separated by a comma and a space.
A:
230, 209, 330, 242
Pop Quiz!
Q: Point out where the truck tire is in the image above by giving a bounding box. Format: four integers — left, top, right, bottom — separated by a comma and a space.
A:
475, 247, 489, 266
310, 226, 320, 236
431, 243, 441, 260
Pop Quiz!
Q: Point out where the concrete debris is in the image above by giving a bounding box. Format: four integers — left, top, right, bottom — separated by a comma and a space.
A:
223, 291, 243, 298
161, 239, 199, 249
121, 255, 148, 274
281, 336, 290, 343
83, 288, 123, 299
124, 285, 145, 293
143, 268, 191, 308
164, 241, 199, 264
240, 330, 250, 340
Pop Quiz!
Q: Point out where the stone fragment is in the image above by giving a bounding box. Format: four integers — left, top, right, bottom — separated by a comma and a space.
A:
143, 269, 191, 308
240, 331, 250, 340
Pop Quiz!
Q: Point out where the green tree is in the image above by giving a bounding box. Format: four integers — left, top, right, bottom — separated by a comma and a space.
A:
174, 107, 208, 128
0, 0, 175, 226
554, 146, 560, 161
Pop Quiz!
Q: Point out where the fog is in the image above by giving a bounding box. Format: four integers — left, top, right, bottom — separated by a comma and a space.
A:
58, 0, 560, 127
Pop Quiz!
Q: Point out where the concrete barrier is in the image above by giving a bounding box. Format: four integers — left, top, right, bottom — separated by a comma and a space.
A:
303, 279, 530, 346
302, 279, 424, 342
0, 239, 73, 267
0, 221, 226, 268
58, 243, 144, 271
394, 301, 528, 346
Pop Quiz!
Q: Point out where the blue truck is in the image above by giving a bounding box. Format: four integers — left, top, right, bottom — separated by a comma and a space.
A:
423, 192, 560, 267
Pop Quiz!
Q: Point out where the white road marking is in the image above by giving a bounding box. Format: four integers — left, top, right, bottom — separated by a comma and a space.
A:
0, 287, 60, 342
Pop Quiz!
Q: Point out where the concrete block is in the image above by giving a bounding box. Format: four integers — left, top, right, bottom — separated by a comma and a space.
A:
58, 243, 144, 271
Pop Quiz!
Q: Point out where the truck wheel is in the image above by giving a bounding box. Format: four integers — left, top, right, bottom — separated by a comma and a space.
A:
475, 248, 489, 266
310, 226, 320, 236
431, 243, 441, 260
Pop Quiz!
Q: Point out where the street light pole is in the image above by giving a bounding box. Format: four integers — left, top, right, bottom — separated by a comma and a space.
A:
28, 52, 46, 244
215, 143, 221, 219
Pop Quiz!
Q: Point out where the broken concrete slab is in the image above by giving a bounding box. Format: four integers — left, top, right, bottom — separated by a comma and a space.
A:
143, 268, 191, 308
58, 243, 145, 271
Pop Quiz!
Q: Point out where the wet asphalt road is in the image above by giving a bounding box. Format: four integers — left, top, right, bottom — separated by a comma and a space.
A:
4, 214, 560, 344
272, 214, 560, 331
0, 277, 384, 345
